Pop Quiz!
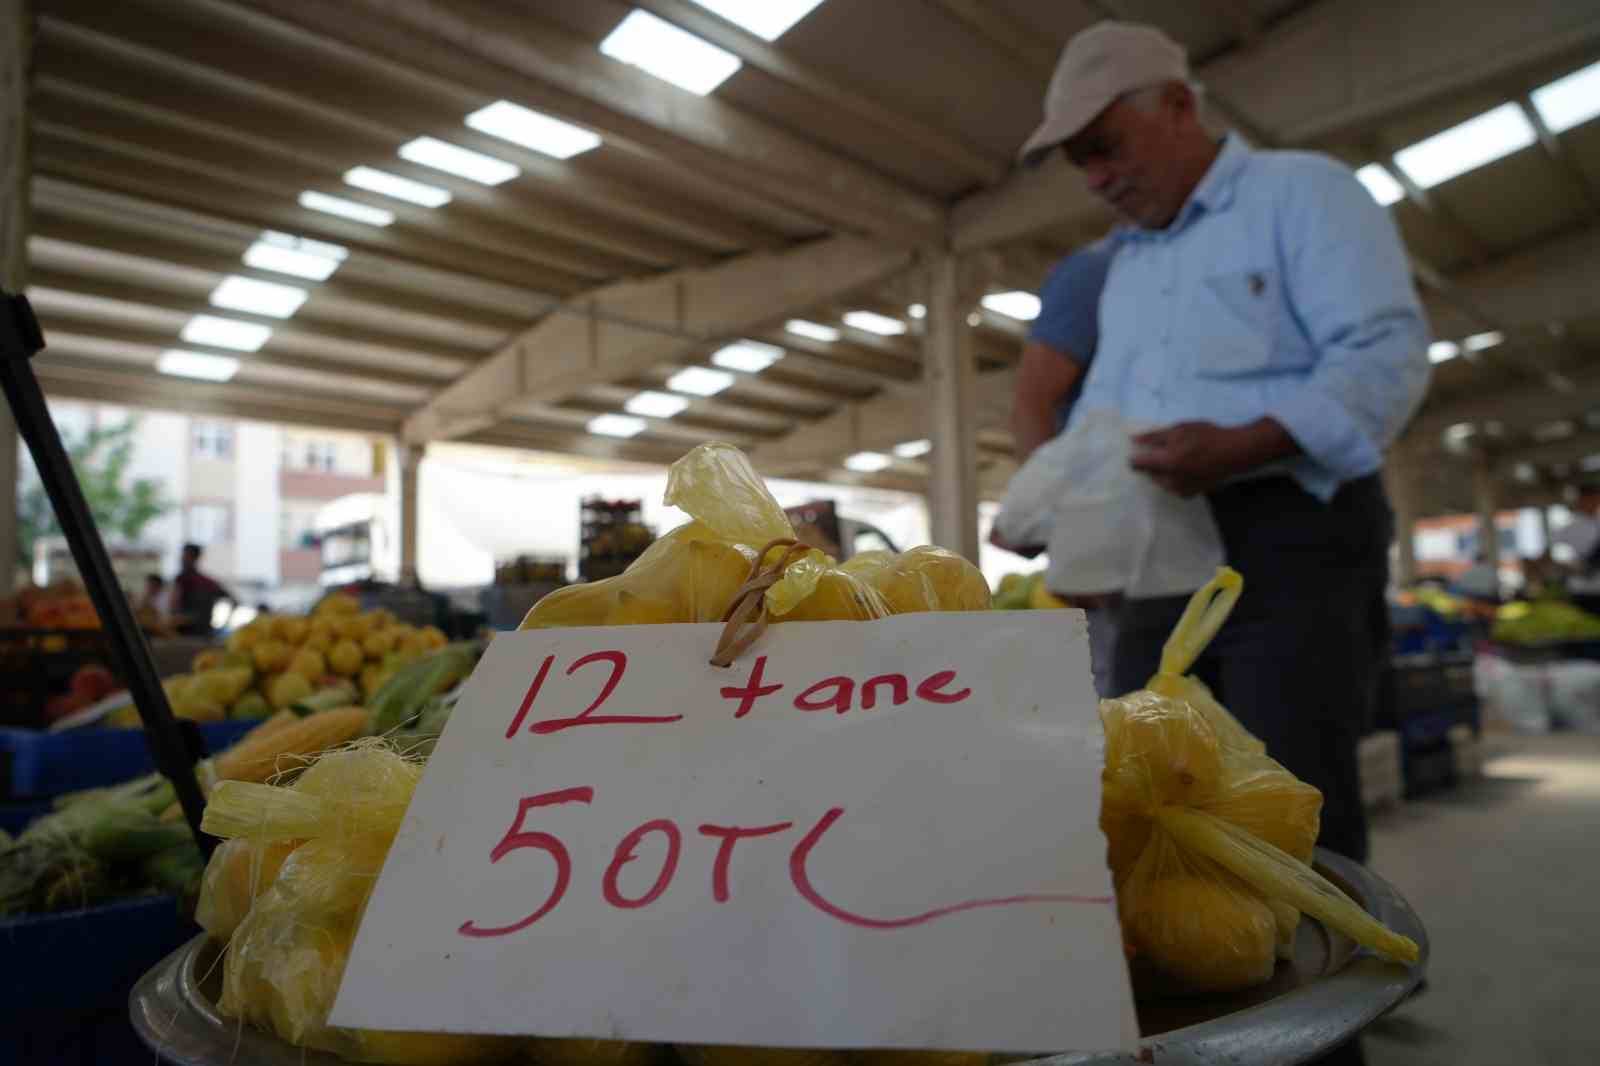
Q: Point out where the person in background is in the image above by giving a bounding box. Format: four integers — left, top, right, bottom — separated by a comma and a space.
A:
172, 542, 234, 636
1002, 240, 1118, 695
1017, 22, 1430, 873
1452, 550, 1501, 604
139, 573, 168, 616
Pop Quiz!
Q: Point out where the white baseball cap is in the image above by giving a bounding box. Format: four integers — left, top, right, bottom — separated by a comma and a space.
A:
1018, 22, 1189, 166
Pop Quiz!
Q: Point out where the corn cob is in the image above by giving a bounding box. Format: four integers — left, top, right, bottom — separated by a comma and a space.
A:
210, 706, 369, 785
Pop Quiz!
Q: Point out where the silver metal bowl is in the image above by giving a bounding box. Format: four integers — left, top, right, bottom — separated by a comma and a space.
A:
131, 849, 1426, 1066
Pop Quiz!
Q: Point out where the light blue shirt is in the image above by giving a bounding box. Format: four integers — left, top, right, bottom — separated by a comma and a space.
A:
1078, 135, 1431, 501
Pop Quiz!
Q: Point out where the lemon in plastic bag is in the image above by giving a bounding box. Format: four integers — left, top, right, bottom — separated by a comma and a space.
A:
1122, 874, 1277, 993
1101, 569, 1419, 993
221, 897, 354, 1052
840, 546, 992, 614
196, 836, 300, 942
767, 549, 891, 622
222, 898, 515, 1064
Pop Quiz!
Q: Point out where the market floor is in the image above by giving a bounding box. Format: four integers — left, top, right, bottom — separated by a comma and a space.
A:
1364, 733, 1600, 1066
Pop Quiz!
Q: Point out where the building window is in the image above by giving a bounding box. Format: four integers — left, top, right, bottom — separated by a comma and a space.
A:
300, 440, 337, 472
279, 508, 319, 549
192, 420, 234, 459
186, 503, 231, 546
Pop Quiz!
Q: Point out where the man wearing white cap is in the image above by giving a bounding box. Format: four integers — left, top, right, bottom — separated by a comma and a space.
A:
1020, 22, 1431, 868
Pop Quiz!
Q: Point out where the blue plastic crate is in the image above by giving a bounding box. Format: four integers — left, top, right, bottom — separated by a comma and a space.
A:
1, 895, 198, 1065
0, 799, 53, 836
0, 719, 256, 800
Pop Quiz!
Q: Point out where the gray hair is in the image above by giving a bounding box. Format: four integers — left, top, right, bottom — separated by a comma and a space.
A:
1123, 80, 1221, 135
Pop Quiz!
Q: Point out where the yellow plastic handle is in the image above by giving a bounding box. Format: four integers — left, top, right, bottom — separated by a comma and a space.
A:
1156, 805, 1420, 965
1149, 568, 1243, 694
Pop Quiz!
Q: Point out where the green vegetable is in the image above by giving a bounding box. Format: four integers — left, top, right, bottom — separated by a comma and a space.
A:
230, 690, 272, 719
141, 845, 205, 900
76, 804, 193, 864
290, 680, 360, 718
367, 643, 479, 735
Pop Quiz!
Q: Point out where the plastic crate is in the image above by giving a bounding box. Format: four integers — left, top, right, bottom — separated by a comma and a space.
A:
0, 799, 53, 836
0, 718, 255, 800
578, 496, 652, 582
0, 628, 118, 729
0, 895, 197, 1065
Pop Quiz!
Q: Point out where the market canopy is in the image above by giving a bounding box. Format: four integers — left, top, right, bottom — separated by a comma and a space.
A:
15, 0, 1600, 517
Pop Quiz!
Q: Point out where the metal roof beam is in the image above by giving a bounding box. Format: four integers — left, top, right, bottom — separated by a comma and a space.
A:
28, 221, 520, 345
1491, 429, 1600, 472
32, 116, 651, 284
924, 0, 1058, 78
240, 0, 943, 245
459, 423, 691, 468
26, 268, 481, 372
403, 236, 914, 445
31, 176, 555, 322
31, 142, 590, 295
1516, 93, 1600, 222
31, 54, 712, 272
950, 0, 1600, 251
31, 317, 442, 396
32, 357, 408, 435
39, 1, 782, 254
752, 368, 1014, 472
633, 0, 1003, 185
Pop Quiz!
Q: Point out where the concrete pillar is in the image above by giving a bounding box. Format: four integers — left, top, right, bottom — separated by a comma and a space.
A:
1472, 453, 1500, 572
0, 1, 32, 596
1383, 459, 1419, 587
922, 253, 979, 561
398, 442, 422, 584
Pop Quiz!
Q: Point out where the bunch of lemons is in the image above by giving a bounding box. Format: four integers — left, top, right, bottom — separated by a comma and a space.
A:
157, 593, 447, 722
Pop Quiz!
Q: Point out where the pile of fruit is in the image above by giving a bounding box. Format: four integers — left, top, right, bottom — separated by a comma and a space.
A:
107, 594, 450, 725
187, 444, 1417, 1065
526, 444, 989, 630
1491, 598, 1600, 645
0, 643, 477, 917
42, 662, 120, 723
11, 580, 103, 630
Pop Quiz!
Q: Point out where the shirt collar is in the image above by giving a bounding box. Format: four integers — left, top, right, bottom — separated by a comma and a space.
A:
1120, 134, 1251, 242
1187, 133, 1251, 215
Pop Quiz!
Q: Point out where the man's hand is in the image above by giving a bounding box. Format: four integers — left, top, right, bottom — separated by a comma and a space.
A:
988, 526, 1044, 559
1130, 418, 1299, 497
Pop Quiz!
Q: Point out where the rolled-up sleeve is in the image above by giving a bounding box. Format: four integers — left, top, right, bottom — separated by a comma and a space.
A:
1270, 161, 1432, 488
1029, 243, 1114, 363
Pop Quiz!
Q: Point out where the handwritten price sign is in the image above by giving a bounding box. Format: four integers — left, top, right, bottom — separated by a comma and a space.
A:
331, 613, 1136, 1054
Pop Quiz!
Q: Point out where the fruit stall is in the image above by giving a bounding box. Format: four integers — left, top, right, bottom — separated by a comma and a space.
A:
0, 443, 1411, 1066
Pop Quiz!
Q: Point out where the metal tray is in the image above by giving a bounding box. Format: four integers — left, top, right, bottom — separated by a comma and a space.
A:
130, 849, 1426, 1066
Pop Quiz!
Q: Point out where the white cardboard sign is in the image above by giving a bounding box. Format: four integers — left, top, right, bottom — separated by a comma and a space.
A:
332, 613, 1136, 1055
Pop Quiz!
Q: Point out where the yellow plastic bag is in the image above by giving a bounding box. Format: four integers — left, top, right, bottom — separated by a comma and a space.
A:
839, 546, 993, 614
205, 741, 519, 1063
522, 443, 984, 631
195, 836, 300, 942
1101, 569, 1417, 993
662, 441, 793, 547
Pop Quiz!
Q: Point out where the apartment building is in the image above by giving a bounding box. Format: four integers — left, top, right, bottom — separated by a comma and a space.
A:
34, 400, 382, 600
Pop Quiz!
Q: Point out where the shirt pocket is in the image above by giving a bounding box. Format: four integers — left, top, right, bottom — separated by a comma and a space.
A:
1192, 267, 1292, 378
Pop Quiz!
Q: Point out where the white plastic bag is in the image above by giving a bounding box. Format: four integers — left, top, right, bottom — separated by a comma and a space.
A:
995, 409, 1223, 598
1544, 660, 1600, 733
1473, 653, 1551, 734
